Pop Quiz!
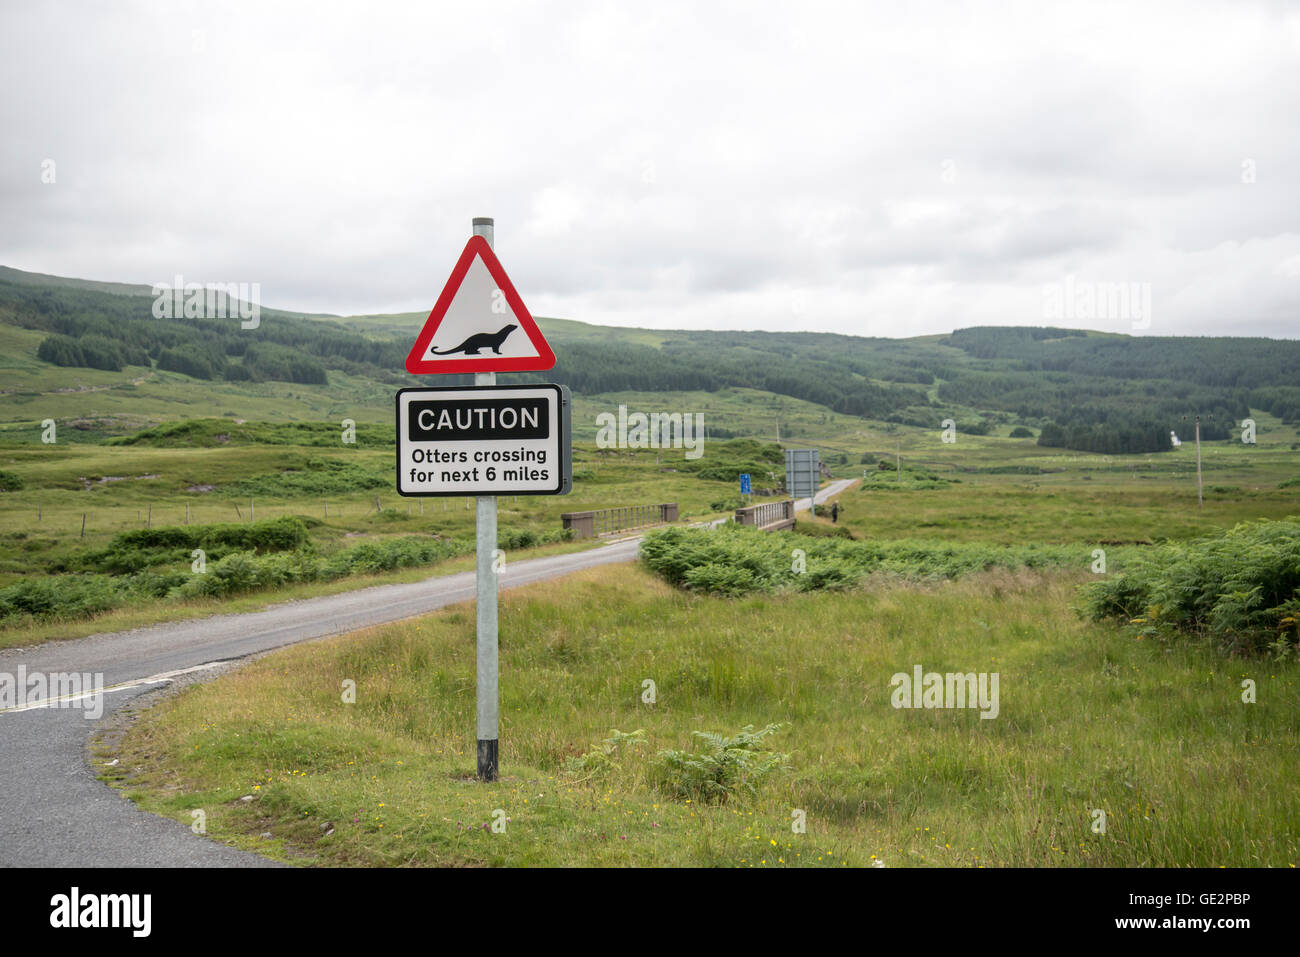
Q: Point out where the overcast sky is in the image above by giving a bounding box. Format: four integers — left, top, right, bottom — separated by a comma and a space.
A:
2, 0, 1298, 338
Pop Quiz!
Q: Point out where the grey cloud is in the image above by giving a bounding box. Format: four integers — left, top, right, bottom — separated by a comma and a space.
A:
0, 0, 1297, 335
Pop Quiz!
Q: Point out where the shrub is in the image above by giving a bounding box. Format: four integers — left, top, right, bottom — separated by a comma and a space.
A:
499, 529, 538, 550
791, 520, 854, 539
230, 460, 388, 496
82, 517, 312, 573
494, 527, 571, 551
131, 570, 190, 598
641, 524, 1101, 597
184, 551, 262, 597
1081, 518, 1300, 654
860, 468, 957, 491
796, 563, 853, 591
682, 563, 758, 596
7, 528, 479, 625
0, 575, 124, 623
0, 470, 24, 491
319, 536, 473, 580
202, 517, 312, 552
1009, 426, 1035, 438
566, 729, 648, 782
656, 724, 790, 804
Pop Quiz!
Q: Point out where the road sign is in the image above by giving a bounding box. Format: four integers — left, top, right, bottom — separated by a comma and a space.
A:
405, 235, 556, 375
396, 384, 572, 497
784, 448, 820, 514
740, 473, 751, 495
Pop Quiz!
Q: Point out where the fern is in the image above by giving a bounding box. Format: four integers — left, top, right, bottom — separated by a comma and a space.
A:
656, 723, 790, 804
565, 729, 647, 782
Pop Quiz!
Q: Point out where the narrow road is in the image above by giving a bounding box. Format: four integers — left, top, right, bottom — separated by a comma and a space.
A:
0, 479, 853, 867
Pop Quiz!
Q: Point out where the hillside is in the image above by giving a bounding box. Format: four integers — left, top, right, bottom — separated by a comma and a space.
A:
2, 264, 1299, 454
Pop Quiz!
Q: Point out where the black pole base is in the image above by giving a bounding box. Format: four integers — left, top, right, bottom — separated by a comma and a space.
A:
476, 738, 499, 781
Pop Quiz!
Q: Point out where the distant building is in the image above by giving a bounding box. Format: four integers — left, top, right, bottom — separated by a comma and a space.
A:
1170, 430, 1182, 447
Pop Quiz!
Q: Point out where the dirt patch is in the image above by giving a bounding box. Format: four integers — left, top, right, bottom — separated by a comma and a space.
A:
80, 473, 161, 491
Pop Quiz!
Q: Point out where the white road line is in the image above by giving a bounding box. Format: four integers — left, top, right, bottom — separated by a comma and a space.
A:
0, 660, 230, 715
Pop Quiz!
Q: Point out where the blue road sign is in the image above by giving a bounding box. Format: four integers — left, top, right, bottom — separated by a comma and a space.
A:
740, 473, 752, 495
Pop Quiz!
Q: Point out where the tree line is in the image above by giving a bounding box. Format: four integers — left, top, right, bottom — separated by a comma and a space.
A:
6, 280, 1296, 454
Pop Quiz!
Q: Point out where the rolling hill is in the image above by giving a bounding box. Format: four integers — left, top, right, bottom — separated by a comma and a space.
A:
2, 264, 1298, 454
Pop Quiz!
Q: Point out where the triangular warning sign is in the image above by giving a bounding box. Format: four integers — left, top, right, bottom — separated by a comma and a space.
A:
405, 235, 556, 375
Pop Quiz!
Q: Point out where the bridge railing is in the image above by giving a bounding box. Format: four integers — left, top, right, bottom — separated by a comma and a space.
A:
561, 503, 678, 539
735, 499, 795, 531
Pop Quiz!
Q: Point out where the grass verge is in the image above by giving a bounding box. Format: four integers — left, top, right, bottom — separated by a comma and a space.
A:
100, 563, 1299, 866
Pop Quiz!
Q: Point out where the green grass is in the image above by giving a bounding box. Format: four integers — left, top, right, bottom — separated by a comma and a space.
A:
9, 269, 1295, 867
0, 410, 1294, 645
834, 449, 1300, 544
101, 562, 1300, 867
0, 433, 786, 644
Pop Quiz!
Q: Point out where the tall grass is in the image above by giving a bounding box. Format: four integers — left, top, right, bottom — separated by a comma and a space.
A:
103, 564, 1300, 867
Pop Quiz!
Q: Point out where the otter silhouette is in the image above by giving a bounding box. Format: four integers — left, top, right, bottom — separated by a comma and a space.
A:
428, 323, 518, 356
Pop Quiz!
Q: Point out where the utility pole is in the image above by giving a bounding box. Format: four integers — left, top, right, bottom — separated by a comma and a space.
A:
1195, 415, 1203, 509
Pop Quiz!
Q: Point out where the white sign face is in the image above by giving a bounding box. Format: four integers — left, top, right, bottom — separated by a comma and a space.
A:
404, 235, 556, 375
417, 256, 545, 364
396, 384, 571, 497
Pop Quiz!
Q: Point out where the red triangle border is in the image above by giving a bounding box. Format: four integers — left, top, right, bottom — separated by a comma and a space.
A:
405, 235, 556, 375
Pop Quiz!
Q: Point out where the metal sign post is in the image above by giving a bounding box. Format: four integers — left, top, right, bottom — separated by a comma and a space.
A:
399, 216, 565, 783
472, 217, 499, 781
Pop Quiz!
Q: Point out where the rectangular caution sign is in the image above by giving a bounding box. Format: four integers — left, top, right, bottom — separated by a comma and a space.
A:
396, 384, 571, 497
